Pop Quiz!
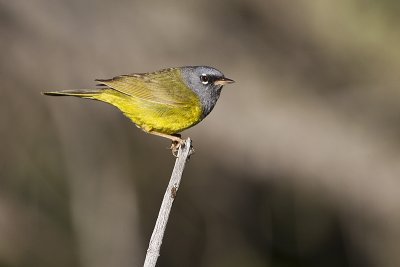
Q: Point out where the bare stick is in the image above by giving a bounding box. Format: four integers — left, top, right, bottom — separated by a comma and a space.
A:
143, 138, 194, 267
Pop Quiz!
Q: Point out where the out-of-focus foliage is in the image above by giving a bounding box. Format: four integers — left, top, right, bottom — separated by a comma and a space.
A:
1, 0, 400, 266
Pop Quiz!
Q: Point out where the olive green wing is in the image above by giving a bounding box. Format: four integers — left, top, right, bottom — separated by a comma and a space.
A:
95, 68, 198, 106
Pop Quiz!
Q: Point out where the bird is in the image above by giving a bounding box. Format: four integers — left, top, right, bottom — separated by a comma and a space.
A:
43, 66, 234, 153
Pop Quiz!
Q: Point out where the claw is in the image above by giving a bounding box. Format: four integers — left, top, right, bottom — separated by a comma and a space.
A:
170, 139, 185, 157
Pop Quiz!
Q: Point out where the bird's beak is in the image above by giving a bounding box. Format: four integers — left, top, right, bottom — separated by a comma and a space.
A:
214, 77, 235, 86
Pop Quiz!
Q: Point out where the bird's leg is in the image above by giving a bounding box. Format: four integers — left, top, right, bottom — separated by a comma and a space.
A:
148, 131, 184, 156
148, 131, 182, 142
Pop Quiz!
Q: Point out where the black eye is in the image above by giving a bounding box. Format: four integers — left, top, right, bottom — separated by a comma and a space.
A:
200, 74, 209, 84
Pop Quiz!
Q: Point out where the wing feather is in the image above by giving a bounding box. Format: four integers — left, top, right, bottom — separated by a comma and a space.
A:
95, 68, 198, 107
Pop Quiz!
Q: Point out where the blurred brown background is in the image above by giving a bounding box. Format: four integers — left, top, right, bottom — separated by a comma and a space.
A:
1, 0, 400, 266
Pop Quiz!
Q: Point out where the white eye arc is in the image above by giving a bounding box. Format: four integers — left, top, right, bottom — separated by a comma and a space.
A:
200, 74, 209, 85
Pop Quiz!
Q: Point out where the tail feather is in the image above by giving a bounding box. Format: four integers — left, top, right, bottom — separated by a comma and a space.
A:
42, 89, 103, 97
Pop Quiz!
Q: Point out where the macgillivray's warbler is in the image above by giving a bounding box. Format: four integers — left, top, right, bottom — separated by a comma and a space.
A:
43, 66, 234, 153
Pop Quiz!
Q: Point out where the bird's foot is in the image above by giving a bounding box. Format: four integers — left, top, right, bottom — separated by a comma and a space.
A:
169, 135, 184, 157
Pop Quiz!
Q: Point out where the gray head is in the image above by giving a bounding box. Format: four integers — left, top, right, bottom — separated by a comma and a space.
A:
180, 66, 234, 119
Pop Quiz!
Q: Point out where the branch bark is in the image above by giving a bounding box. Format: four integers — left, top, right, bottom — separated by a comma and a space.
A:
143, 138, 194, 267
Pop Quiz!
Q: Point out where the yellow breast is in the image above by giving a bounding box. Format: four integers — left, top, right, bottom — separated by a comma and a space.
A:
92, 89, 203, 134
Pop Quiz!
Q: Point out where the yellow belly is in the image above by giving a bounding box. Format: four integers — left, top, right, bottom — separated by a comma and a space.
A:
92, 89, 203, 134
